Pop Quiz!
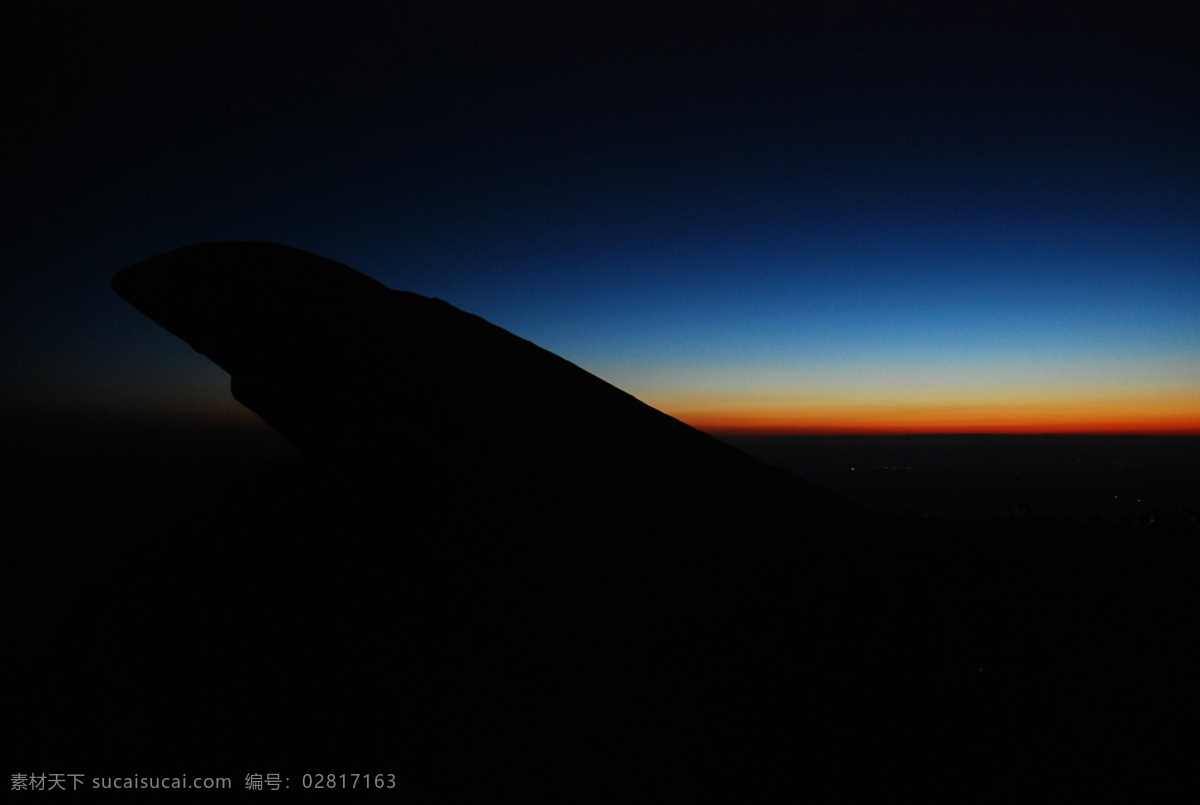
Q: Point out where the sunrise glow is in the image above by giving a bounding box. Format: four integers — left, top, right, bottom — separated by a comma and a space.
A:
659, 391, 1200, 436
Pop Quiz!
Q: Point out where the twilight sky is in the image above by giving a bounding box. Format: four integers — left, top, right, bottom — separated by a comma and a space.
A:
5, 2, 1198, 436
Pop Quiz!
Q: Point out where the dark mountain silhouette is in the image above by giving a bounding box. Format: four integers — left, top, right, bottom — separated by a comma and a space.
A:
11, 243, 1191, 782
110, 242, 856, 537
66, 242, 884, 775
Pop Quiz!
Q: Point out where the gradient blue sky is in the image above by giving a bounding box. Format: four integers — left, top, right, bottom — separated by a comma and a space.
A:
5, 2, 1198, 435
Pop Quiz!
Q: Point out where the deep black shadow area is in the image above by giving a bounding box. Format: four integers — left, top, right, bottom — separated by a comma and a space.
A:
11, 243, 1193, 782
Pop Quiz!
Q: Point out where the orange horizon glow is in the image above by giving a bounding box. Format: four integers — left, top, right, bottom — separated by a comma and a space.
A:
667, 399, 1200, 437
690, 421, 1200, 436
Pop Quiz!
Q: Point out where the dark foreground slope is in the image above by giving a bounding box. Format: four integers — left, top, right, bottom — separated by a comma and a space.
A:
12, 243, 1193, 782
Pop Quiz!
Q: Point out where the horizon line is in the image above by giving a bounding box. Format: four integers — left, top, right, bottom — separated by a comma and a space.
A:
3, 407, 1197, 438
699, 425, 1200, 437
